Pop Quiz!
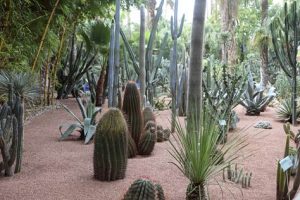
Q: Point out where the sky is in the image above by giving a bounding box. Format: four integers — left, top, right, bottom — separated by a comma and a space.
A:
130, 0, 283, 24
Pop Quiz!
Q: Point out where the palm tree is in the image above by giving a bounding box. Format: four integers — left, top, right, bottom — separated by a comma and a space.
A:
187, 0, 207, 130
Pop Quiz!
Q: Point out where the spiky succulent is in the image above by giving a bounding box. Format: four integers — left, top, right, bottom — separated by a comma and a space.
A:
277, 99, 300, 123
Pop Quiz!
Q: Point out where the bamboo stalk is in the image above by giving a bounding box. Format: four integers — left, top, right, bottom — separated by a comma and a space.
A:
31, 0, 61, 71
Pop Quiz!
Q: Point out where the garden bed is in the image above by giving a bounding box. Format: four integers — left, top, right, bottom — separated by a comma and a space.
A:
0, 99, 294, 199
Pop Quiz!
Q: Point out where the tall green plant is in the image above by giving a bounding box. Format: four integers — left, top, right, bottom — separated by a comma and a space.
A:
169, 106, 248, 199
270, 1, 300, 125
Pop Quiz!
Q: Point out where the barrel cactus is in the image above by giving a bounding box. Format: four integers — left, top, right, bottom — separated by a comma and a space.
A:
143, 106, 155, 125
93, 108, 128, 181
122, 81, 144, 147
157, 129, 164, 142
128, 135, 138, 158
123, 179, 165, 200
163, 128, 171, 141
138, 128, 157, 155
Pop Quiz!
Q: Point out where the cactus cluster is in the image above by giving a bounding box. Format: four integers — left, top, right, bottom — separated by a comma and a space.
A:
93, 108, 128, 181
0, 103, 18, 177
223, 164, 252, 188
157, 125, 170, 142
123, 82, 159, 156
123, 179, 165, 200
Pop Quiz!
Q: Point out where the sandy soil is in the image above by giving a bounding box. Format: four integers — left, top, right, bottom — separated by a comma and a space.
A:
0, 99, 297, 200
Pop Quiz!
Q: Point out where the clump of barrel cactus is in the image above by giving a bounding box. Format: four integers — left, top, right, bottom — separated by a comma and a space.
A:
123, 178, 165, 200
143, 106, 156, 125
93, 108, 128, 181
223, 163, 252, 188
156, 126, 170, 142
138, 127, 157, 155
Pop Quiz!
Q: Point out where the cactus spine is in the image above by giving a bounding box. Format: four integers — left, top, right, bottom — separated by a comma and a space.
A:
122, 81, 144, 147
170, 0, 185, 132
123, 179, 165, 200
93, 108, 128, 181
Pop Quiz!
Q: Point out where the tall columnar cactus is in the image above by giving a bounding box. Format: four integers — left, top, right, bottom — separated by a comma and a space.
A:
108, 21, 115, 108
170, 0, 185, 132
271, 1, 300, 125
276, 123, 300, 200
93, 108, 128, 181
139, 5, 146, 107
0, 103, 18, 177
123, 179, 165, 200
122, 81, 143, 146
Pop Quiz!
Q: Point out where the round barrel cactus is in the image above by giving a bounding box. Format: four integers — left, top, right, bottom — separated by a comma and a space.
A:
143, 106, 155, 125
123, 179, 165, 200
93, 108, 128, 181
138, 129, 157, 155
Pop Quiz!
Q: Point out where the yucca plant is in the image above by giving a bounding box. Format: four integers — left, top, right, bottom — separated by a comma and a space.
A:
277, 99, 300, 123
169, 106, 248, 199
59, 95, 101, 144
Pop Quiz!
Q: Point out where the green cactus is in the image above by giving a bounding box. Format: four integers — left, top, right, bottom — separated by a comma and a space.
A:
138, 128, 157, 155
143, 106, 155, 125
163, 128, 171, 141
128, 135, 137, 158
0, 103, 18, 177
123, 179, 165, 200
93, 108, 128, 181
122, 81, 144, 146
157, 129, 164, 142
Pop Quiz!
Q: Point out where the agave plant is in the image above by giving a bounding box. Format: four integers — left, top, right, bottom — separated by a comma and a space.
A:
59, 96, 101, 144
240, 71, 276, 115
169, 106, 249, 199
277, 99, 300, 123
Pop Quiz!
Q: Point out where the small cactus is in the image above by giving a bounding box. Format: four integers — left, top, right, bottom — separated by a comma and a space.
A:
122, 81, 144, 147
143, 107, 155, 125
157, 129, 164, 142
123, 179, 165, 200
223, 164, 252, 188
93, 108, 128, 181
163, 128, 171, 141
138, 129, 157, 155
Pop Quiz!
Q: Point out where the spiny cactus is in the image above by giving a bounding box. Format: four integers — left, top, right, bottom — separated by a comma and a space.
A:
123, 179, 165, 200
163, 128, 171, 141
0, 103, 18, 177
122, 81, 144, 147
157, 129, 164, 142
143, 106, 155, 125
223, 163, 252, 188
128, 135, 138, 158
138, 128, 157, 155
93, 108, 128, 181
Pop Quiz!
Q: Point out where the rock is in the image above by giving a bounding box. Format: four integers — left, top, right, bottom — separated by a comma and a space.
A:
254, 121, 272, 129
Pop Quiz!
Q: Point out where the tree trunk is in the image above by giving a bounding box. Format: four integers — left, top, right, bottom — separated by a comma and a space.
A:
146, 0, 157, 28
260, 0, 269, 88
139, 5, 146, 107
96, 64, 107, 107
186, 183, 208, 200
187, 0, 206, 131
220, 0, 238, 70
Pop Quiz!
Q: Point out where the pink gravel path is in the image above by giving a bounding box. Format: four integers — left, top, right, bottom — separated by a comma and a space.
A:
0, 99, 296, 200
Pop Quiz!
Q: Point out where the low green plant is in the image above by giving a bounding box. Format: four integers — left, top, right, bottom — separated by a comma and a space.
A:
59, 95, 101, 144
169, 106, 248, 199
276, 99, 300, 123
